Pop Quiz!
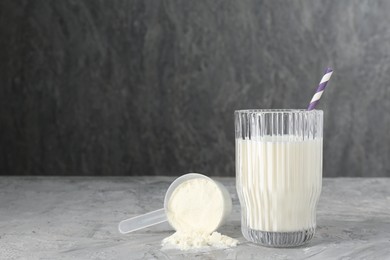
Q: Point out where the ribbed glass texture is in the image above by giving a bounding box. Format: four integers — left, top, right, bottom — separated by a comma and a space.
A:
235, 109, 323, 247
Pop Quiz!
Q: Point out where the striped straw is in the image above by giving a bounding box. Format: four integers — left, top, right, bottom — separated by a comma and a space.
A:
307, 68, 333, 110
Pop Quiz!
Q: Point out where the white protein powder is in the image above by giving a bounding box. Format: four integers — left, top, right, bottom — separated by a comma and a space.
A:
162, 178, 238, 250
162, 231, 238, 250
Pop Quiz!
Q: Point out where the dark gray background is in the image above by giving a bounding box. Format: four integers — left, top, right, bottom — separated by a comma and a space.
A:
1, 1, 389, 176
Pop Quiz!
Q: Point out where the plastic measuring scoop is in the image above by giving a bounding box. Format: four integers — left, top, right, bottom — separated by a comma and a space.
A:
118, 173, 232, 234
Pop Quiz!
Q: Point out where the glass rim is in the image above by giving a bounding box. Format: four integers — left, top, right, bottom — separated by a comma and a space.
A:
234, 109, 323, 114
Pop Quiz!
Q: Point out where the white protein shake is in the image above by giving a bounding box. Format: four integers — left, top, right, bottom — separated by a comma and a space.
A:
236, 136, 322, 232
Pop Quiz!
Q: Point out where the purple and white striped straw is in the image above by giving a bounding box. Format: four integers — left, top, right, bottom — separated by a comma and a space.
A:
307, 68, 333, 110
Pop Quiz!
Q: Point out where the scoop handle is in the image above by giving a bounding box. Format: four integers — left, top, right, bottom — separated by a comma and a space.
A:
118, 208, 167, 234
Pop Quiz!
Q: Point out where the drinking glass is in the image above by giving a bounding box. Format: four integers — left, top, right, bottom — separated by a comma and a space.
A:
235, 109, 323, 247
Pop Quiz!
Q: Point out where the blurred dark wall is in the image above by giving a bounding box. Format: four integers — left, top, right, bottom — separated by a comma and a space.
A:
1, 0, 389, 176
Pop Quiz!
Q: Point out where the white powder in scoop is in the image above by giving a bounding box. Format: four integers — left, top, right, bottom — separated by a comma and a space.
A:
162, 178, 238, 250
166, 178, 223, 233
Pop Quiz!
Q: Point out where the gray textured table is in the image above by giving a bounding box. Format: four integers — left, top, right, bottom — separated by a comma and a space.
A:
1, 177, 390, 260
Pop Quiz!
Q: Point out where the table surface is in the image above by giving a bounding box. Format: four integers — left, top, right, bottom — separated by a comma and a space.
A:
1, 177, 390, 260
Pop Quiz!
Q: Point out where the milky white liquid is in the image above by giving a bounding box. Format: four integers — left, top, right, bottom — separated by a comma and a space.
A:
236, 136, 322, 232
